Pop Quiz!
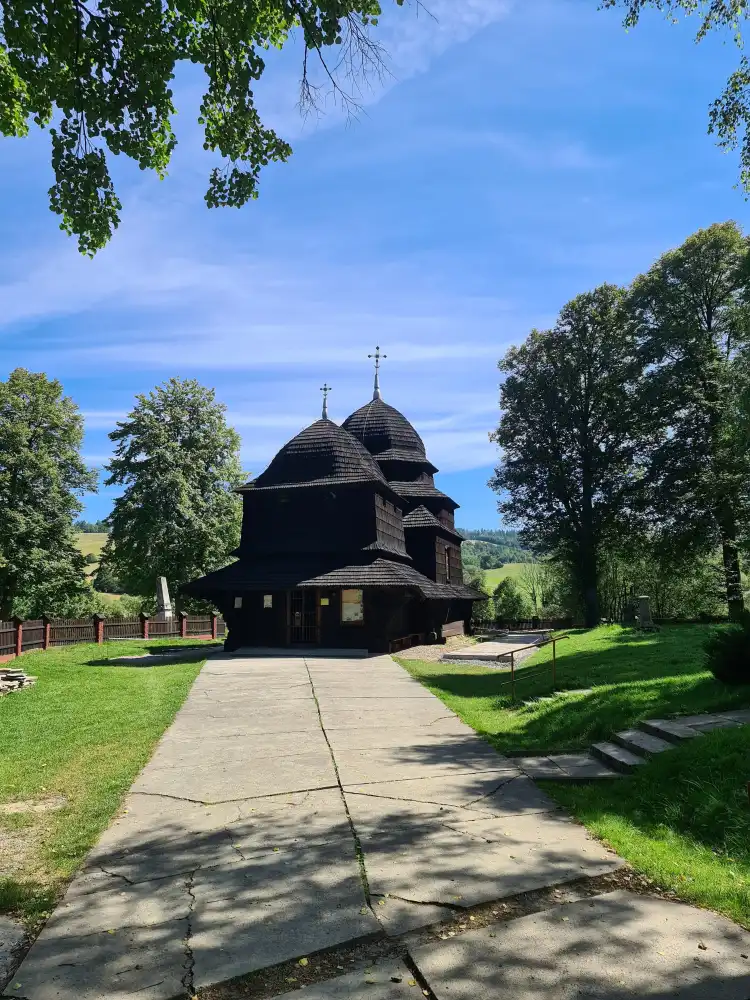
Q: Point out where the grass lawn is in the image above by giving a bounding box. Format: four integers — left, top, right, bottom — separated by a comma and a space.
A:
545, 726, 750, 928
482, 562, 527, 590
0, 639, 211, 927
397, 625, 750, 753
75, 532, 107, 559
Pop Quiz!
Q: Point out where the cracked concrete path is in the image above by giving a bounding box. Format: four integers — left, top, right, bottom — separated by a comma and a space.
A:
6, 654, 620, 999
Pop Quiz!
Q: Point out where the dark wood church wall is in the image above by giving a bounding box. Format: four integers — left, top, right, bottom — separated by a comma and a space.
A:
374, 494, 407, 555
405, 531, 438, 580
240, 489, 377, 555
435, 539, 462, 585
222, 590, 288, 649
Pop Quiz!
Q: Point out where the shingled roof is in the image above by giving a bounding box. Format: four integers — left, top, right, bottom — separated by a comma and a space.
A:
240, 418, 390, 491
389, 480, 459, 509
402, 505, 442, 529
402, 505, 465, 540
342, 399, 437, 471
182, 555, 481, 601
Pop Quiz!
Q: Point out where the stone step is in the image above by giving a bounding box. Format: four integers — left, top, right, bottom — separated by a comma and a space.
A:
639, 719, 702, 745
591, 741, 645, 774
613, 729, 673, 758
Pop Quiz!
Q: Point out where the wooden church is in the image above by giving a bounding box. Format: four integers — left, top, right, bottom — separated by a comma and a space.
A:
183, 350, 483, 654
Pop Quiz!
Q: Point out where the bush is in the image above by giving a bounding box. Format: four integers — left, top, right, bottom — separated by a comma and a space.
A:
493, 578, 528, 620
93, 563, 124, 594
705, 615, 750, 685
84, 553, 98, 565
471, 595, 495, 627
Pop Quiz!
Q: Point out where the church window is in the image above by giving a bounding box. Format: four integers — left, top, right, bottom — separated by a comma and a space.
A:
263, 595, 272, 609
445, 547, 451, 583
234, 596, 243, 609
341, 588, 364, 623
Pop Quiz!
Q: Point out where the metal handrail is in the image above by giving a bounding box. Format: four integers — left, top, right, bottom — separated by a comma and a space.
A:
497, 634, 571, 702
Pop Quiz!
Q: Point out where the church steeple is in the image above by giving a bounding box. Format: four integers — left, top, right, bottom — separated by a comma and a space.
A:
320, 382, 332, 419
368, 346, 387, 400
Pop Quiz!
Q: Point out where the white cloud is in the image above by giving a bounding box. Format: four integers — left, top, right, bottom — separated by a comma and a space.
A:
253, 0, 515, 140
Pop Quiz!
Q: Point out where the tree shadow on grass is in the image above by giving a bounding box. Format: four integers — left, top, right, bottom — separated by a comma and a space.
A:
402, 626, 750, 752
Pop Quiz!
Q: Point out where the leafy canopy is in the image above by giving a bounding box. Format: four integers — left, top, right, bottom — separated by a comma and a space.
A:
628, 221, 750, 616
490, 284, 657, 626
103, 377, 245, 603
0, 369, 98, 619
0, 1, 406, 255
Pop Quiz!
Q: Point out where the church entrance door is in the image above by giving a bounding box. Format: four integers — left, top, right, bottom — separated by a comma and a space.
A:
289, 589, 319, 644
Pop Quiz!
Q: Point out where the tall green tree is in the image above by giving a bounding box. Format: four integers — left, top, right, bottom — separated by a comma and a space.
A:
604, 2, 750, 192
0, 1, 408, 255
629, 221, 750, 619
490, 284, 655, 627
0, 369, 97, 619
103, 378, 245, 602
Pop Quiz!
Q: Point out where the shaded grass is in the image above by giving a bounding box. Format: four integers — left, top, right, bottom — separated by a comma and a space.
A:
0, 639, 207, 926
544, 726, 750, 928
398, 625, 750, 753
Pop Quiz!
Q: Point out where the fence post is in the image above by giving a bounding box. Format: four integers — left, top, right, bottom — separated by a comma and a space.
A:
140, 613, 150, 640
210, 613, 218, 640
12, 617, 23, 658
510, 650, 515, 703
179, 611, 188, 639
42, 615, 51, 651
552, 637, 557, 690
93, 614, 105, 645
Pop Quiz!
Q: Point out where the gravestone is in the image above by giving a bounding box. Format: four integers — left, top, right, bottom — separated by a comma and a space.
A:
154, 576, 173, 621
636, 594, 658, 632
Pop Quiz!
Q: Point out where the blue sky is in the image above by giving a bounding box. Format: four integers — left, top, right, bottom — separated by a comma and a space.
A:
1, 0, 749, 528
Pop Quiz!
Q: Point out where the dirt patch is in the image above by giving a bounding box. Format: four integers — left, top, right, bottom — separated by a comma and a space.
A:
0, 797, 67, 817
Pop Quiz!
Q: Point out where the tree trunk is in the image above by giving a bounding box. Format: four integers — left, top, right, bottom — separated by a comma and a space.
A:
581, 557, 600, 628
573, 542, 599, 628
722, 540, 744, 622
717, 502, 744, 621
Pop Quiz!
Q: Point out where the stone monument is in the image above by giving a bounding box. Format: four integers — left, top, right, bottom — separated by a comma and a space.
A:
636, 594, 658, 632
155, 576, 173, 622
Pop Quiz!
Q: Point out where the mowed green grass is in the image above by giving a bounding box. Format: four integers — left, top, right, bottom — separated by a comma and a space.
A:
482, 562, 528, 590
546, 726, 750, 928
0, 640, 207, 926
397, 625, 750, 753
75, 532, 107, 559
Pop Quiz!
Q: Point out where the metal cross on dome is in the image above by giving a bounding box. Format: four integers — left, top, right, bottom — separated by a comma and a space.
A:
368, 346, 387, 400
320, 382, 332, 419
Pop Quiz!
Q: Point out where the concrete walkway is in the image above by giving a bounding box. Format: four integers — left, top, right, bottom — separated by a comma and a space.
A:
6, 654, 750, 1000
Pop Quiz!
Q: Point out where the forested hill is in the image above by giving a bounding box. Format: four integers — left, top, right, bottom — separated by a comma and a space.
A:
458, 529, 530, 570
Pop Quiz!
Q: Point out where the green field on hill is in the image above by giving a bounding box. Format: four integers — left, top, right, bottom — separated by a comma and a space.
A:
75, 532, 107, 561
482, 562, 528, 589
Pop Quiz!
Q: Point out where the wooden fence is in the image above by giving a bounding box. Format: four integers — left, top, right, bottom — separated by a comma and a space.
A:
0, 613, 226, 659
492, 617, 574, 631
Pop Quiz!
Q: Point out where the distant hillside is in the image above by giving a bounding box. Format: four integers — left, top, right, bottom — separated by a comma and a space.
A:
459, 528, 530, 571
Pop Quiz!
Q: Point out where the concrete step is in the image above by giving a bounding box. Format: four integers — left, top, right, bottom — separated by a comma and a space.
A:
613, 729, 673, 758
639, 719, 702, 745
591, 741, 645, 774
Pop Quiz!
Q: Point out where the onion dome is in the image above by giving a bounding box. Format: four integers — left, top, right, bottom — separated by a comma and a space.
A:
342, 398, 437, 471
243, 418, 389, 491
